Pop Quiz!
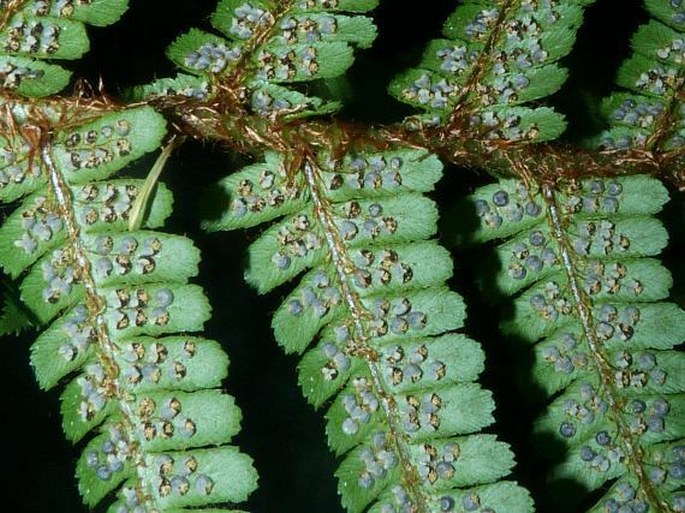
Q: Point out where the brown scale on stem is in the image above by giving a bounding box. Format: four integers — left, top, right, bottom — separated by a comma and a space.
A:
141, 70, 685, 189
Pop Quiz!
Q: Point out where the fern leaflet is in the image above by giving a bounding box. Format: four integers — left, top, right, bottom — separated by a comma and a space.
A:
0, 99, 258, 512
462, 174, 685, 512
0, 0, 129, 97
205, 146, 534, 513
135, 0, 377, 121
389, 0, 596, 142
595, 0, 685, 157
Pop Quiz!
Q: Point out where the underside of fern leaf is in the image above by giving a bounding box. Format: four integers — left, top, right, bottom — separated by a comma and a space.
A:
0, 99, 257, 512
389, 0, 595, 143
154, 2, 539, 511
133, 0, 377, 123
205, 146, 534, 513
461, 174, 685, 512
596, 0, 685, 155
0, 0, 129, 96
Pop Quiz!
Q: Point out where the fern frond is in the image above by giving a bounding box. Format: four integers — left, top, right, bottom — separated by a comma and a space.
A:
0, 0, 129, 96
0, 100, 257, 511
137, 0, 377, 120
389, 0, 596, 142
463, 175, 685, 512
205, 147, 534, 513
596, 0, 685, 153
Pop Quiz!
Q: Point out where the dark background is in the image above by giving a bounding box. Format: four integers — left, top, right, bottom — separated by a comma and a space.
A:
2, 1, 682, 512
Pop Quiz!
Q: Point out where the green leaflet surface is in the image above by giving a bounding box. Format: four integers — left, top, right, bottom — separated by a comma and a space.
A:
596, 0, 685, 151
0, 100, 257, 512
389, 0, 596, 142
0, 0, 129, 96
135, 0, 377, 119
207, 147, 533, 513
462, 174, 685, 512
